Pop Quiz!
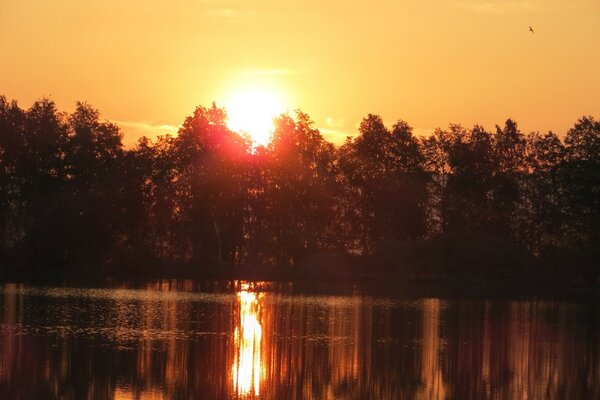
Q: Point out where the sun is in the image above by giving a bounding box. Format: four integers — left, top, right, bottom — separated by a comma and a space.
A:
224, 89, 285, 147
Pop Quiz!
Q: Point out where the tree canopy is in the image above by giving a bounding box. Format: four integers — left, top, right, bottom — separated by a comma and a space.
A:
0, 95, 598, 282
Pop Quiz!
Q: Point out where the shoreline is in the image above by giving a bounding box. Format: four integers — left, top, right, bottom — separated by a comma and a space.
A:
2, 265, 598, 301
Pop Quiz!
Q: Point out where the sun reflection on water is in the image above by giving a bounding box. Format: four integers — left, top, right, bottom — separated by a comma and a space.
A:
232, 283, 263, 397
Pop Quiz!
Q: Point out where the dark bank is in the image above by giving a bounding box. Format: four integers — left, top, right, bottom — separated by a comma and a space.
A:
1, 96, 598, 288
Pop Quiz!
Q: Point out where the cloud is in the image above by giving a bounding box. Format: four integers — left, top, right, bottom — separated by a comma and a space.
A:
324, 116, 346, 129
319, 128, 354, 145
315, 116, 352, 145
458, 1, 534, 13
112, 120, 179, 147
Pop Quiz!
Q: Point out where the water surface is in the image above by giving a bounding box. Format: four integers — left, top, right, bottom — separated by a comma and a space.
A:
1, 281, 598, 399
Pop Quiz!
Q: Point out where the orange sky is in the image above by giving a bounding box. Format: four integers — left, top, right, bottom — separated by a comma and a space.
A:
1, 0, 599, 146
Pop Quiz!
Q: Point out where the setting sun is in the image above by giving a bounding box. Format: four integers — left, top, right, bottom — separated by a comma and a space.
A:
224, 89, 285, 147
1, 0, 600, 398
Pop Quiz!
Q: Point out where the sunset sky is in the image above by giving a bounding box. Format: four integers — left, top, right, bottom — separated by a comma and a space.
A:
1, 0, 599, 146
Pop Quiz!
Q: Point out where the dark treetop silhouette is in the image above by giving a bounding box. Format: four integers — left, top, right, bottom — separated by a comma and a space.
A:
0, 95, 598, 283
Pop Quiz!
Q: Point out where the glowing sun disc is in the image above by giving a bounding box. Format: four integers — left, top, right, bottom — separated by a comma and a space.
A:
225, 89, 284, 146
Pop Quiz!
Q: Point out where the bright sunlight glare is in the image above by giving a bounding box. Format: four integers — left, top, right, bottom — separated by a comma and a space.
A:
224, 89, 285, 147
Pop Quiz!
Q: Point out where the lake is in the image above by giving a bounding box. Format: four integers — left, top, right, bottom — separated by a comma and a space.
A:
0, 280, 598, 399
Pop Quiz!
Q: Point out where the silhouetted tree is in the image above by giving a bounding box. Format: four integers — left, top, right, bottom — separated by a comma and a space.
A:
490, 119, 527, 238
523, 131, 565, 251
434, 124, 496, 234
255, 111, 338, 267
0, 97, 27, 267
0, 94, 598, 282
61, 102, 124, 270
562, 116, 600, 248
339, 115, 428, 253
420, 127, 453, 235
131, 135, 179, 262
19, 99, 69, 269
172, 103, 250, 266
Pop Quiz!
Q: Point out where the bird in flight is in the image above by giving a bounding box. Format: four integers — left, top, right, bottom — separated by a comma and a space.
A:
529, 26, 535, 33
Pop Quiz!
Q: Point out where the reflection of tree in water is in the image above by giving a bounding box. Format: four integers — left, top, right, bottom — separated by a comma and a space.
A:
0, 284, 599, 399
232, 283, 263, 397
417, 298, 446, 400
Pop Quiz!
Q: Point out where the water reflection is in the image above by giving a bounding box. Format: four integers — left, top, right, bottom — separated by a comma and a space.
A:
417, 298, 446, 400
232, 283, 263, 397
114, 387, 164, 400
0, 282, 598, 399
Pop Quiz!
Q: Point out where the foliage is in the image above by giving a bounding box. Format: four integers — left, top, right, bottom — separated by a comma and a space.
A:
0, 95, 598, 283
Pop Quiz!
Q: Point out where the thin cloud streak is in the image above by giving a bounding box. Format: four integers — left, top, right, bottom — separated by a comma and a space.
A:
114, 120, 179, 133
112, 120, 180, 146
319, 128, 353, 145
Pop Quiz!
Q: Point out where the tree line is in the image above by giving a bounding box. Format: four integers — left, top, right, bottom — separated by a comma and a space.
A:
0, 95, 598, 281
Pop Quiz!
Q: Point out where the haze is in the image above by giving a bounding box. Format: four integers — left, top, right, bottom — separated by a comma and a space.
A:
1, 0, 599, 145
